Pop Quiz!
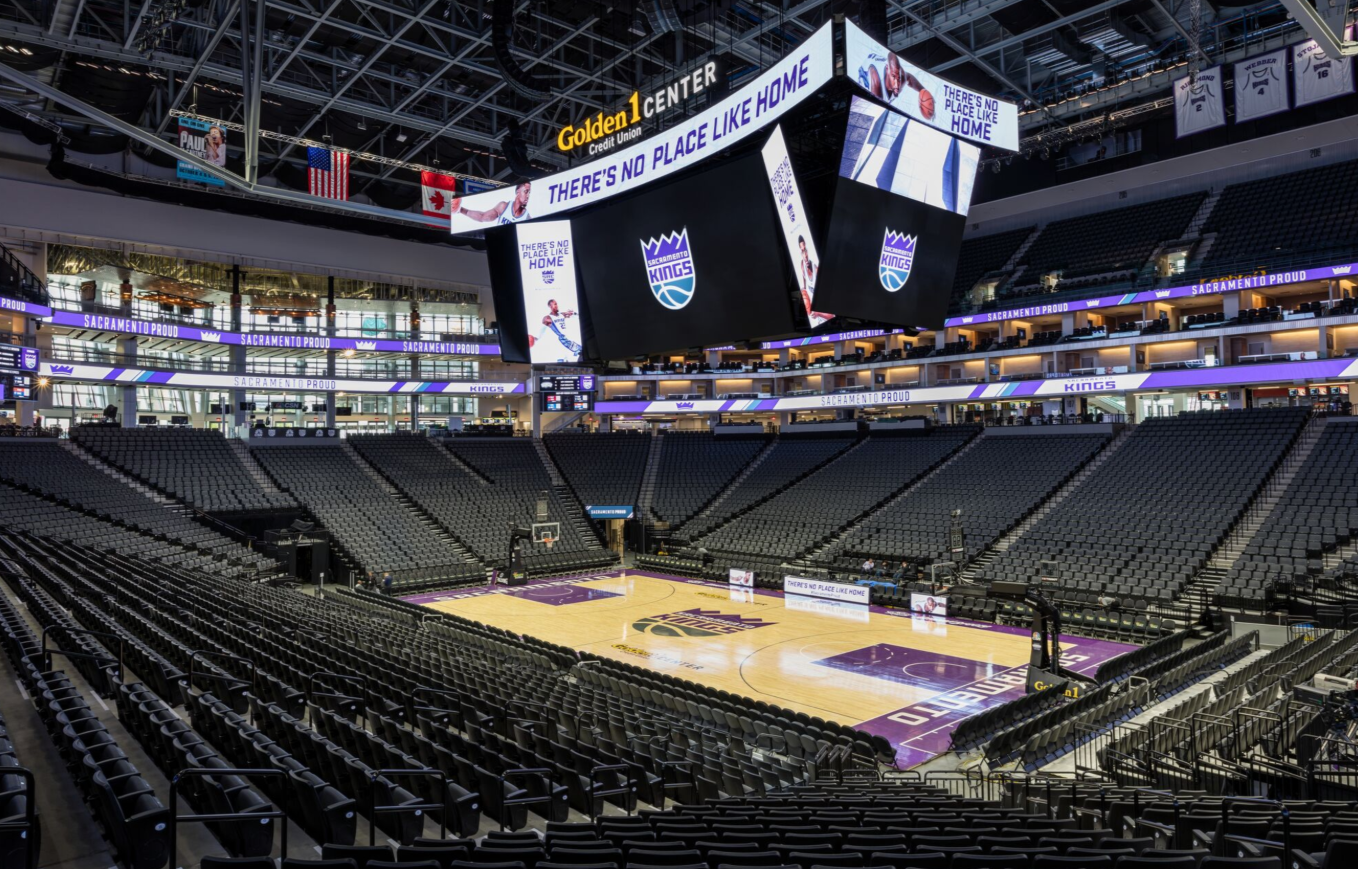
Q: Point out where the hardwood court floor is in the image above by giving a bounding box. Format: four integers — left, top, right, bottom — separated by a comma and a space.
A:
403, 570, 1135, 766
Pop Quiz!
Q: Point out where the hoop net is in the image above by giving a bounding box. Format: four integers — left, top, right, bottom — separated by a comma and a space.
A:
542, 535, 556, 549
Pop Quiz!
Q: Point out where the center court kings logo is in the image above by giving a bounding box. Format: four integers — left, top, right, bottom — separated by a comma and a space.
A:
640, 228, 696, 310
879, 229, 918, 292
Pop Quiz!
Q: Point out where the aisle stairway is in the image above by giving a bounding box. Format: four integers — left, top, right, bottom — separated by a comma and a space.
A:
959, 426, 1134, 582
637, 429, 665, 525
1183, 415, 1328, 613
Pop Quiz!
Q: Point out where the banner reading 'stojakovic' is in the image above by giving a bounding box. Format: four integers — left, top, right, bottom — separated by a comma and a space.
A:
448, 25, 834, 235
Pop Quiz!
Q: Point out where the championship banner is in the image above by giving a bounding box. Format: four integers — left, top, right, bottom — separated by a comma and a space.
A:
1293, 35, 1355, 108
449, 24, 834, 235
844, 20, 1018, 152
1174, 67, 1225, 137
176, 117, 227, 186
1234, 49, 1289, 122
761, 126, 832, 327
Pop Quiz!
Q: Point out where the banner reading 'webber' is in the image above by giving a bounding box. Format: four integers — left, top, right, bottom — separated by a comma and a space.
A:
845, 21, 1018, 152
449, 25, 833, 235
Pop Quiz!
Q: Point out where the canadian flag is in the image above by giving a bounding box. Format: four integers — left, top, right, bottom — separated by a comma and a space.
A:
421, 171, 459, 219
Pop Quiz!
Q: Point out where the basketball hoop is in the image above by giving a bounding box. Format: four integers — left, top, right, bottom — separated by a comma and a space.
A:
532, 521, 560, 550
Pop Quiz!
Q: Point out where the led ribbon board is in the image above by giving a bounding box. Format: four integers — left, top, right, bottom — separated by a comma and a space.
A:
591, 356, 1358, 414
40, 362, 526, 396
843, 20, 1019, 152
37, 309, 500, 356
944, 261, 1358, 327
449, 24, 834, 235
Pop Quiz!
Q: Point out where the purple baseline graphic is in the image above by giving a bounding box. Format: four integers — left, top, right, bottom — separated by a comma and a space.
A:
400, 570, 1136, 766
849, 634, 1135, 767
401, 575, 624, 607
815, 643, 1003, 690
502, 584, 623, 605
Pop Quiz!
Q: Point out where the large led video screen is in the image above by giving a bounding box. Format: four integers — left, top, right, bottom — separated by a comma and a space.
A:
841, 95, 979, 216
486, 220, 587, 364
762, 125, 832, 328
517, 221, 585, 364
485, 225, 532, 364
572, 153, 798, 359
811, 99, 970, 328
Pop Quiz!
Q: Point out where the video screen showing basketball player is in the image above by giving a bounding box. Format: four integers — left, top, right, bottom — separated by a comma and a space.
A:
530, 298, 583, 361
457, 181, 532, 225
797, 235, 831, 322
860, 51, 936, 120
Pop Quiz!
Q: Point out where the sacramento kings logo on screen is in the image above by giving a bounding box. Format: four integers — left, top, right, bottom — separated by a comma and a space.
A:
879, 229, 918, 292
640, 228, 696, 310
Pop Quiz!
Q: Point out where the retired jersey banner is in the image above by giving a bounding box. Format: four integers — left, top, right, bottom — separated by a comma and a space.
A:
1174, 67, 1225, 137
844, 20, 1018, 151
1293, 36, 1355, 107
176, 117, 227, 186
449, 23, 834, 235
1234, 49, 1289, 122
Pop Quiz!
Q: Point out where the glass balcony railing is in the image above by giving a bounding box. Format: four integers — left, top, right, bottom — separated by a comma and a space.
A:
45, 347, 480, 381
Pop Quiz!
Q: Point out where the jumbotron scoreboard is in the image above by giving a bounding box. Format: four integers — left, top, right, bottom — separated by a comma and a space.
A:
538, 374, 595, 412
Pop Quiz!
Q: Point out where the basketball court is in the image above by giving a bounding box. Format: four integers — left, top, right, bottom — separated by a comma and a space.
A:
403, 570, 1136, 766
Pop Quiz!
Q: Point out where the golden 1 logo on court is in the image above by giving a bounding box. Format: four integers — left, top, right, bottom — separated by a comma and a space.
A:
632, 608, 775, 638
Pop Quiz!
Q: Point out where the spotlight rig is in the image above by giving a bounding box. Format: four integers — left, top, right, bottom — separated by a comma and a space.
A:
135, 0, 190, 56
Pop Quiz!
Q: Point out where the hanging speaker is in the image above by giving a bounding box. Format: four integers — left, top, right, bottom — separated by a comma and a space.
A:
501, 118, 538, 179
642, 0, 682, 34
491, 0, 552, 101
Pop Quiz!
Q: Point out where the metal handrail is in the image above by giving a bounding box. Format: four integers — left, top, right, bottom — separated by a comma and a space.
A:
0, 767, 38, 869
167, 766, 288, 862
187, 650, 256, 720
40, 623, 124, 686
364, 767, 447, 845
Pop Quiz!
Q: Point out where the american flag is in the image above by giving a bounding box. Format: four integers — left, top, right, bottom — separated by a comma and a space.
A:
307, 146, 349, 200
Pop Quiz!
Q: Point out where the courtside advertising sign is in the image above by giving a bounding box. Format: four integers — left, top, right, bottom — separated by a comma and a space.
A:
516, 221, 584, 364
449, 24, 833, 235
728, 568, 755, 588
844, 20, 1018, 152
910, 592, 948, 618
783, 575, 871, 605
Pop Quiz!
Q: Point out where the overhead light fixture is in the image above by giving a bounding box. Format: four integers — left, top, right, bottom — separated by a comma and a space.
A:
395, 129, 408, 143
628, 12, 647, 37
